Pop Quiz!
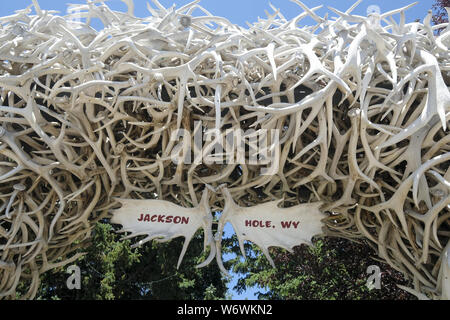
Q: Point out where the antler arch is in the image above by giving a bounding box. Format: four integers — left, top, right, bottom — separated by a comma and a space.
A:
0, 0, 448, 299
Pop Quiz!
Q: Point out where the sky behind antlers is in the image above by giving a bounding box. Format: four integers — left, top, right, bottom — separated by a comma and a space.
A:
0, 0, 435, 28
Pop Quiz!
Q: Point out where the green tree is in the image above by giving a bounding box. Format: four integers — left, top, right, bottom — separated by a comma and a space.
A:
229, 237, 415, 300
21, 223, 416, 300
31, 221, 229, 300
432, 0, 449, 25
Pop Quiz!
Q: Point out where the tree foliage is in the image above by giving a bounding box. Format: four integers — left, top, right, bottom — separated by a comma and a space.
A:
230, 237, 415, 300
433, 0, 450, 25
17, 221, 420, 300
27, 221, 229, 300
25, 224, 416, 300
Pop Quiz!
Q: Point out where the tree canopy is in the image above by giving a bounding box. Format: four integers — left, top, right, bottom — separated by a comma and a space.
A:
229, 237, 415, 300
23, 222, 229, 300
433, 0, 450, 25
16, 223, 415, 300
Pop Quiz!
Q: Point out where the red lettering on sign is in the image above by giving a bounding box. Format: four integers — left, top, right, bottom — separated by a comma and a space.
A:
281, 221, 300, 229
244, 220, 273, 228
181, 216, 189, 224
281, 221, 291, 228
137, 214, 190, 225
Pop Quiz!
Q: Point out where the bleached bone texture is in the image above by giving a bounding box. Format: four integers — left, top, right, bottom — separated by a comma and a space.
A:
0, 0, 449, 299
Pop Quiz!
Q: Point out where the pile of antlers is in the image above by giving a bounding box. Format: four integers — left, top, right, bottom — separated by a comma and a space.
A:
0, 0, 449, 299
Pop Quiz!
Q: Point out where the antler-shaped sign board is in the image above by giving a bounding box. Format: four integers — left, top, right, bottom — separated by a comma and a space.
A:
111, 187, 325, 272
110, 189, 215, 269
215, 188, 325, 274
